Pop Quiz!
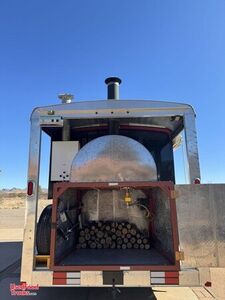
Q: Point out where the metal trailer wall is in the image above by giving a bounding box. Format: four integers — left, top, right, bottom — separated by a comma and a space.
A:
176, 184, 225, 268
152, 188, 174, 261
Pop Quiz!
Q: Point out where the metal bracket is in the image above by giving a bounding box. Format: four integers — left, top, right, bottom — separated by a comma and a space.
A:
40, 115, 63, 127
175, 251, 184, 261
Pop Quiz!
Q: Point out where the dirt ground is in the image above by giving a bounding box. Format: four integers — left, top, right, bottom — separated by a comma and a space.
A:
0, 194, 50, 241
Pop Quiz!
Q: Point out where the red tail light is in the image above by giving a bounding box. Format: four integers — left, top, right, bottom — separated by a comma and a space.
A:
27, 181, 34, 196
194, 178, 201, 184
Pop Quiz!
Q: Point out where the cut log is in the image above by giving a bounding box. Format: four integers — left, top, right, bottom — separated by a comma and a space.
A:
105, 225, 111, 231
122, 228, 128, 235
143, 238, 148, 244
116, 230, 122, 237
90, 242, 96, 249
112, 234, 117, 240
118, 224, 123, 230
85, 233, 91, 241
123, 237, 128, 244
130, 229, 136, 236
117, 238, 123, 245
97, 231, 104, 239
130, 237, 136, 244
127, 242, 132, 249
76, 221, 151, 250
79, 237, 85, 244
140, 244, 145, 249
81, 243, 87, 249
100, 238, 106, 245
126, 223, 132, 230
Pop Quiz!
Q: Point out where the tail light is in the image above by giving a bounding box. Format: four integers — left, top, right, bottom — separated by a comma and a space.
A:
194, 178, 201, 184
27, 181, 34, 196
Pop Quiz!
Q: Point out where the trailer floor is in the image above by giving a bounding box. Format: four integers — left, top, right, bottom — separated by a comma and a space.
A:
59, 248, 171, 266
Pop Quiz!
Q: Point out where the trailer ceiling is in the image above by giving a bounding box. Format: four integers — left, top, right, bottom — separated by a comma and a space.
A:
42, 116, 183, 142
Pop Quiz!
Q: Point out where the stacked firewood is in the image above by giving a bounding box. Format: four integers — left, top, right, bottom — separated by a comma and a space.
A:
76, 221, 150, 250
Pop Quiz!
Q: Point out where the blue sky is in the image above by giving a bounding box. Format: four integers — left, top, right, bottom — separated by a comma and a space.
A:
0, 0, 225, 188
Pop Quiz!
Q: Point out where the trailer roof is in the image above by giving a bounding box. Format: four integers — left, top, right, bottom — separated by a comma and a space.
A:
32, 99, 195, 139
32, 99, 195, 117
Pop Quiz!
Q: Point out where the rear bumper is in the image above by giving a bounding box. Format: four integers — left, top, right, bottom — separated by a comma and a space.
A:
26, 270, 182, 287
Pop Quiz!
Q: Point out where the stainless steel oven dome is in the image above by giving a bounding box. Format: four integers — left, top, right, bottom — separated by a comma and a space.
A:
70, 135, 157, 182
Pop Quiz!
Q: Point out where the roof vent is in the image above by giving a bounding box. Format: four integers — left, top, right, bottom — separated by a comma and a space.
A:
58, 93, 74, 104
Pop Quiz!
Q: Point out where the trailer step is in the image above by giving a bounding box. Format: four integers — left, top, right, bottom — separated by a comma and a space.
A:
34, 255, 50, 268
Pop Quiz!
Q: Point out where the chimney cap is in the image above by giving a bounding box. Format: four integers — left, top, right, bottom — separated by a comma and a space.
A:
105, 77, 122, 85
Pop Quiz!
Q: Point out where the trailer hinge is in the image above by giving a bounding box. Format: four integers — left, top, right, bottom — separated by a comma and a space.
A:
171, 190, 180, 199
175, 251, 184, 261
40, 115, 63, 127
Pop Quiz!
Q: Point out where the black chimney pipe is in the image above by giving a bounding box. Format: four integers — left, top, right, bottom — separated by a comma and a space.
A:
105, 77, 122, 100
